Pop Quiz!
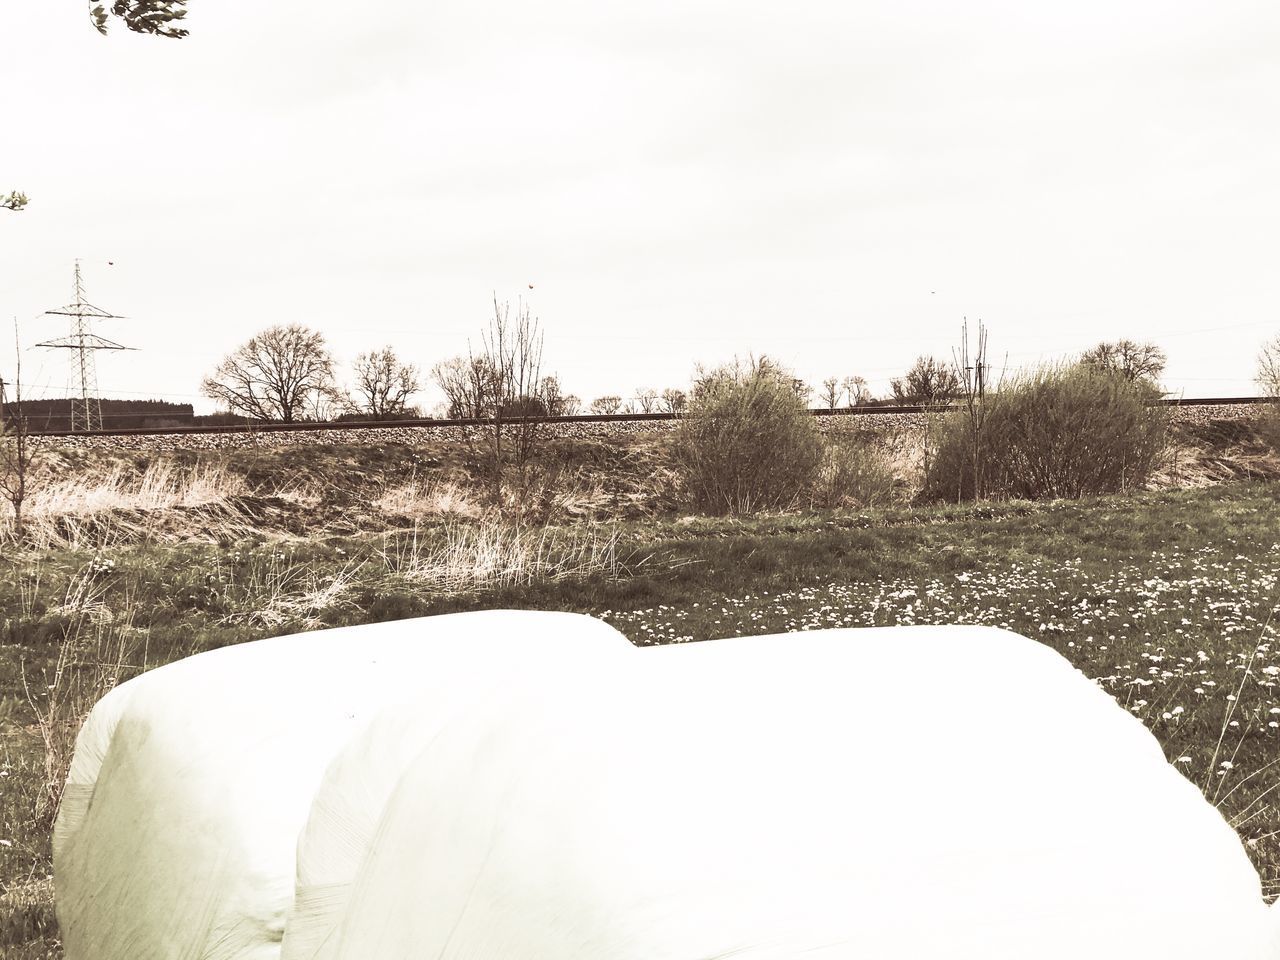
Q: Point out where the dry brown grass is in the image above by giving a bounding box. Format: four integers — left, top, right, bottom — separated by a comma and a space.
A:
216, 554, 365, 630
1, 463, 254, 550
810, 437, 902, 509
19, 567, 148, 830
0, 874, 56, 958
380, 518, 623, 593
375, 476, 482, 521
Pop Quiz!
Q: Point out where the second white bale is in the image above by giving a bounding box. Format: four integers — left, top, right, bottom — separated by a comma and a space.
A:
321, 625, 1276, 960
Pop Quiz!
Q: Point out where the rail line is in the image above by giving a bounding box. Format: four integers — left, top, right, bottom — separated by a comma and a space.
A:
17, 395, 1270, 439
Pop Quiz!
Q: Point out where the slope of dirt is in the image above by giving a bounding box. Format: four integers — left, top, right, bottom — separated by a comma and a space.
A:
18, 409, 1280, 546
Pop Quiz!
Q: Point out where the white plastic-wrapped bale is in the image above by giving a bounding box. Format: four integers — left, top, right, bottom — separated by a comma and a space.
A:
324, 625, 1280, 960
53, 609, 631, 960
286, 684, 591, 960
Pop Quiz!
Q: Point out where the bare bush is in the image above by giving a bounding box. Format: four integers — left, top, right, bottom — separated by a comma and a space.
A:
674, 356, 822, 515
590, 396, 622, 415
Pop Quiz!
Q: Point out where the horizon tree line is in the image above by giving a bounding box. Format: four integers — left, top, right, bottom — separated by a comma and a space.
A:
195, 319, 1177, 425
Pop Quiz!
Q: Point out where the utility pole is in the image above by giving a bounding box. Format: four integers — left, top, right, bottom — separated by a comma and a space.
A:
35, 261, 135, 431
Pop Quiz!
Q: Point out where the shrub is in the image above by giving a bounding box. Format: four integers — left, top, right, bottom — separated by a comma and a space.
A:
1253, 337, 1280, 452
923, 363, 1169, 502
673, 358, 822, 515
810, 437, 899, 509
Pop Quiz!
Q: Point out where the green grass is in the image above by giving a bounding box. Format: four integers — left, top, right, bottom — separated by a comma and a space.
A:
4, 480, 1280, 956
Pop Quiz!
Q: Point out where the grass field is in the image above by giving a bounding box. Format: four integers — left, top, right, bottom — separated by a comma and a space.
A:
3, 477, 1280, 956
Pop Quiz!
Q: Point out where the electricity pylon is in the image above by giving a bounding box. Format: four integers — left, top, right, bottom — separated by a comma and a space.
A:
36, 261, 135, 431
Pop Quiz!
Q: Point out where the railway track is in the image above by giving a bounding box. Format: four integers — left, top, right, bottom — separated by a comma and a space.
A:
19, 395, 1272, 439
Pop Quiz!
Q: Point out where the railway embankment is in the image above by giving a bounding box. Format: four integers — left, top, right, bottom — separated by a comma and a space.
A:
36, 402, 1266, 452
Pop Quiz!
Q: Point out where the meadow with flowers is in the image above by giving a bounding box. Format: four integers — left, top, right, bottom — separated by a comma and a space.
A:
4, 477, 1280, 956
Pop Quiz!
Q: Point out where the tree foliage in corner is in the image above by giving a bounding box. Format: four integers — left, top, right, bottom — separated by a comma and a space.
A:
91, 0, 189, 38
6, 3, 189, 214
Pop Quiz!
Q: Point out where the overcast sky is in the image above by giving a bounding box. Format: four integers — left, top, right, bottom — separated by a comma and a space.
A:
3, 1, 1279, 413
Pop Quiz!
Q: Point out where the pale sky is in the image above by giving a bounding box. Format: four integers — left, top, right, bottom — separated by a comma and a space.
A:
3, 1, 1279, 413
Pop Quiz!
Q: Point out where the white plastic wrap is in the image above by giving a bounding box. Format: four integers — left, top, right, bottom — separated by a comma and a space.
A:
282, 621, 629, 960
53, 609, 631, 960
324, 625, 1276, 960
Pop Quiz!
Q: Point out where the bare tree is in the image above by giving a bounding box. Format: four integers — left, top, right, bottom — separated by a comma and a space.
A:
891, 356, 961, 406
1080, 340, 1166, 384
353, 347, 420, 419
590, 396, 622, 415
539, 375, 575, 417
819, 377, 843, 411
1256, 337, 1280, 450
841, 376, 872, 407
301, 384, 353, 423
201, 324, 336, 422
432, 355, 494, 419
470, 295, 549, 508
660, 388, 687, 415
1, 323, 39, 540
1259, 337, 1280, 397
558, 394, 581, 416
635, 389, 660, 414
952, 319, 991, 500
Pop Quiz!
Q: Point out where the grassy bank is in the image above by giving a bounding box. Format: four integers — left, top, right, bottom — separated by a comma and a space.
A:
4, 480, 1280, 956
